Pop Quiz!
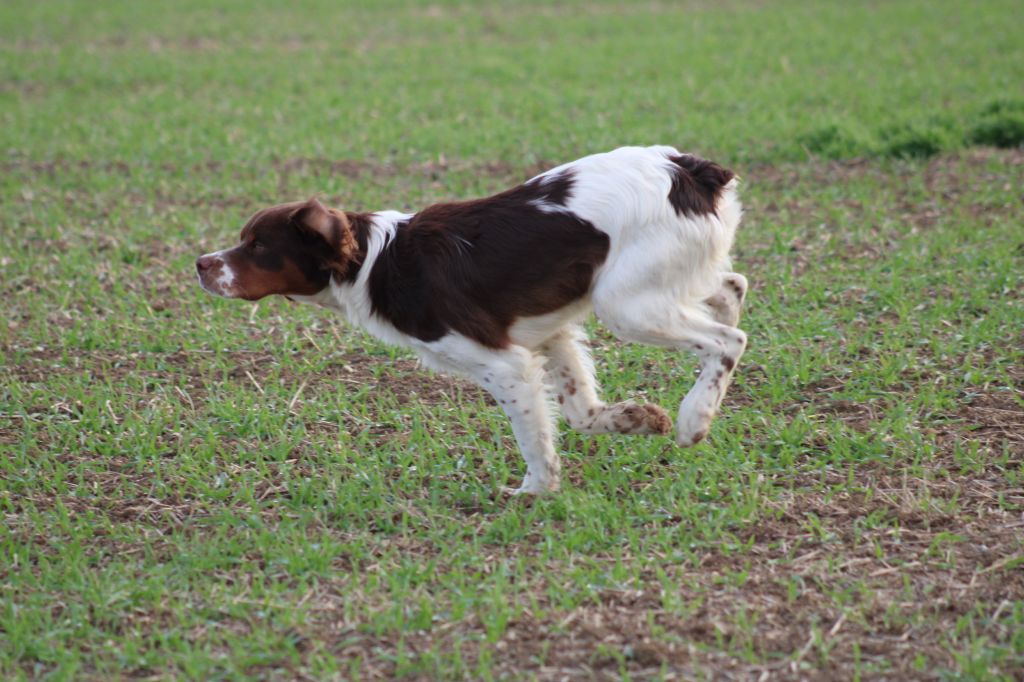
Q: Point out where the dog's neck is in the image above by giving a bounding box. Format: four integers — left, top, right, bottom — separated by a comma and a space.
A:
294, 209, 410, 320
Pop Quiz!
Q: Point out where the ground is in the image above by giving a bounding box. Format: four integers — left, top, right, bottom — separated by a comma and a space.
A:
1, 1, 1023, 680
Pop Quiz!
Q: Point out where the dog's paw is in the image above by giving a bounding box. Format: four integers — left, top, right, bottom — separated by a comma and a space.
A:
502, 472, 559, 497
676, 429, 708, 448
606, 402, 672, 435
640, 404, 673, 434
501, 483, 553, 498
723, 273, 748, 305
705, 274, 748, 327
500, 485, 540, 500
675, 410, 713, 448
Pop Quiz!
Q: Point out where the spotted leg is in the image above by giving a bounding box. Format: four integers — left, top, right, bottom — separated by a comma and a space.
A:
540, 326, 672, 436
421, 335, 560, 494
594, 291, 747, 448
703, 272, 748, 327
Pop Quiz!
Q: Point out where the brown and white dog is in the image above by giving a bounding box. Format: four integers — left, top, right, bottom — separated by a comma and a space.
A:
196, 146, 748, 494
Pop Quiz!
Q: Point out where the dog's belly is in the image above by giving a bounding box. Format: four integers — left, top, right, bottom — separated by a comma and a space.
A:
508, 298, 593, 349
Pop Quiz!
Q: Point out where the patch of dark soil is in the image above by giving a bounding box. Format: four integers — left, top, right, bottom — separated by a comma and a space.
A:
1, 346, 476, 404
941, 370, 1024, 455
2, 155, 546, 186
738, 148, 1024, 272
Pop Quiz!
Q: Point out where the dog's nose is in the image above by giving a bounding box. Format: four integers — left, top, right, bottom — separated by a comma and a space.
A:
196, 255, 216, 273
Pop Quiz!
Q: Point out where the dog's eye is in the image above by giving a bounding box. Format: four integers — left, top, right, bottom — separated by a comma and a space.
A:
250, 239, 266, 252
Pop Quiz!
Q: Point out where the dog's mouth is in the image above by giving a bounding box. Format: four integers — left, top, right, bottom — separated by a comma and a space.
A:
196, 256, 246, 299
200, 280, 249, 299
198, 274, 228, 297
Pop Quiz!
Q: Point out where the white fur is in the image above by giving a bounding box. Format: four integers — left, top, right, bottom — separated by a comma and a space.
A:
215, 263, 235, 291
197, 249, 237, 297
297, 146, 748, 494
539, 146, 740, 305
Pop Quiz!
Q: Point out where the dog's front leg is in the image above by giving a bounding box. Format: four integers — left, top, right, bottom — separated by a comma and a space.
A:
423, 336, 560, 494
541, 325, 671, 436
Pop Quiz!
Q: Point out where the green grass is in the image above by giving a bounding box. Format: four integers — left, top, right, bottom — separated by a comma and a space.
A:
2, 0, 1022, 165
2, 0, 1023, 679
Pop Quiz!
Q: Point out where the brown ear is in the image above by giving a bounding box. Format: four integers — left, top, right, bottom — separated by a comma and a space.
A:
289, 197, 336, 243
291, 198, 359, 278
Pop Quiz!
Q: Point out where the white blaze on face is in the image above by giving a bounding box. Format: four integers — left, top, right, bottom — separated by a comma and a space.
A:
196, 249, 239, 297
215, 260, 235, 290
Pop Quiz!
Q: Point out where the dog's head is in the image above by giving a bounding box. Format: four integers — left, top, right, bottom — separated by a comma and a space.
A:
196, 198, 357, 301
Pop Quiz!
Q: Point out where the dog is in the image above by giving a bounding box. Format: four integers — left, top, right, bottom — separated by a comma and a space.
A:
196, 145, 748, 494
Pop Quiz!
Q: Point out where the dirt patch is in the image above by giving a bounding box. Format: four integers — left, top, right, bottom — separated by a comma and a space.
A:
738, 147, 1024, 270
2, 155, 543, 185
746, 147, 1024, 191
282, 464, 1023, 680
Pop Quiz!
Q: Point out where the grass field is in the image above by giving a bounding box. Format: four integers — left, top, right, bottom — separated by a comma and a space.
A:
2, 0, 1023, 679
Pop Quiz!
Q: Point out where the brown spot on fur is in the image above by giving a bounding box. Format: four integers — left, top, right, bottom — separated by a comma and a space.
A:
606, 403, 672, 435
557, 394, 565, 404
530, 169, 575, 206
667, 154, 735, 217
366, 173, 609, 348
641, 404, 672, 434
721, 356, 736, 372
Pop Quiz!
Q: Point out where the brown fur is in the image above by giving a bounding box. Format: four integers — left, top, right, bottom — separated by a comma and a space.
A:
207, 176, 610, 349
363, 171, 608, 348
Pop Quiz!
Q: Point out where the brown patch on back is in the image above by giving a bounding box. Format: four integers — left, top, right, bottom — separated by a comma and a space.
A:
366, 171, 609, 348
667, 154, 735, 217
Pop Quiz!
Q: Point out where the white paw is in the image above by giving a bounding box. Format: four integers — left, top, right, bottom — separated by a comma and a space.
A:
502, 473, 559, 496
676, 410, 712, 448
501, 484, 551, 497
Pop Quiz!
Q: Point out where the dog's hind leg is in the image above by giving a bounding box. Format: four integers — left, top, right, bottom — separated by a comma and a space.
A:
540, 325, 671, 436
703, 272, 748, 327
422, 335, 560, 494
593, 290, 747, 448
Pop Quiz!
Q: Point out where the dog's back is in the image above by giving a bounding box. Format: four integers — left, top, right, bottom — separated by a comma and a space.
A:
532, 145, 741, 306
